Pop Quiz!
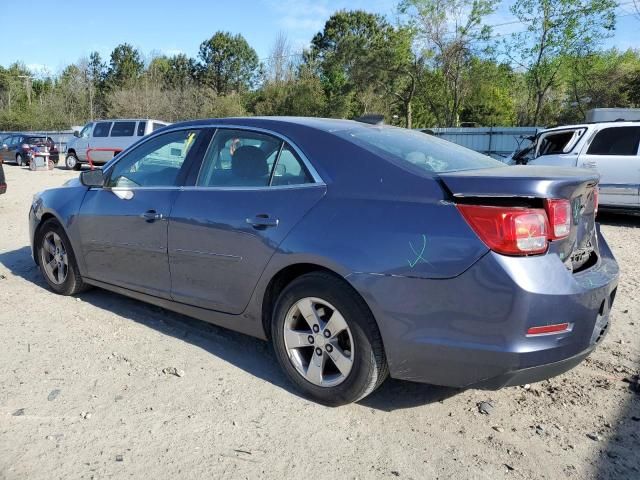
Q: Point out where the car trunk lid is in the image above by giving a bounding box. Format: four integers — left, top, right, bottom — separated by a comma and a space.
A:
438, 166, 599, 272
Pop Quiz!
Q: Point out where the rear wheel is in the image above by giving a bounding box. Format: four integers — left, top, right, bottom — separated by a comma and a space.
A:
16, 154, 23, 166
271, 272, 388, 406
65, 153, 80, 170
36, 219, 88, 296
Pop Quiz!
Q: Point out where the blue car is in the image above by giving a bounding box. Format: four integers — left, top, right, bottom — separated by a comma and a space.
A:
29, 117, 618, 405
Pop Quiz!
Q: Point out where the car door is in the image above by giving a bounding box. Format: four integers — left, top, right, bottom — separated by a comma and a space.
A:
168, 128, 326, 314
74, 123, 93, 161
1, 135, 14, 163
88, 121, 114, 164
577, 125, 640, 207
528, 128, 586, 167
76, 127, 207, 297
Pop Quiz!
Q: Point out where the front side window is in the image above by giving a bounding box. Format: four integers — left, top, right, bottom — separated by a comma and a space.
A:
110, 121, 136, 137
93, 122, 112, 138
197, 129, 281, 187
335, 126, 502, 174
79, 124, 92, 138
587, 127, 640, 156
107, 129, 201, 188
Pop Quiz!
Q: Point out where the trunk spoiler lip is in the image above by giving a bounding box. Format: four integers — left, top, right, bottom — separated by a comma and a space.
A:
437, 166, 599, 201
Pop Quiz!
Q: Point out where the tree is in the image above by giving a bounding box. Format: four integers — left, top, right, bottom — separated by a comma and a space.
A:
267, 32, 295, 84
503, 0, 617, 125
400, 0, 498, 126
106, 43, 144, 89
197, 32, 259, 95
308, 10, 414, 121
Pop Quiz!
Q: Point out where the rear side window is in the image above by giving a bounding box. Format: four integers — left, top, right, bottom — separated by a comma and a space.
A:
110, 122, 136, 137
587, 127, 640, 155
271, 145, 312, 186
137, 121, 147, 136
93, 122, 112, 137
335, 126, 502, 174
152, 122, 165, 132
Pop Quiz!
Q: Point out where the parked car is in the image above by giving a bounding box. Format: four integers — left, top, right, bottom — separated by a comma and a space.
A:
0, 158, 6, 194
512, 121, 640, 212
65, 119, 170, 170
30, 117, 618, 405
1, 134, 59, 166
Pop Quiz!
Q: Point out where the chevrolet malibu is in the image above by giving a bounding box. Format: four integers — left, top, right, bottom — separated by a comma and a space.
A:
30, 117, 619, 405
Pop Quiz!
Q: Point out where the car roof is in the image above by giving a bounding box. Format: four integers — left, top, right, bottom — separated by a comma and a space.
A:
166, 116, 385, 134
542, 121, 640, 133
90, 119, 169, 123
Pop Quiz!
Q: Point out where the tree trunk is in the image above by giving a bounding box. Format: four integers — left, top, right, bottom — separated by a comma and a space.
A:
405, 99, 412, 129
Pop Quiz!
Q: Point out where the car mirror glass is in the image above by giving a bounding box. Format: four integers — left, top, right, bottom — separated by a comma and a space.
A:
80, 169, 105, 188
73, 131, 80, 138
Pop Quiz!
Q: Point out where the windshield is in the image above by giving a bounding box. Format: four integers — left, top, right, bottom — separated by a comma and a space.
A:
335, 126, 503, 174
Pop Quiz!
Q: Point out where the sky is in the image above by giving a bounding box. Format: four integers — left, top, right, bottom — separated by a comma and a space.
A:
1, 0, 638, 77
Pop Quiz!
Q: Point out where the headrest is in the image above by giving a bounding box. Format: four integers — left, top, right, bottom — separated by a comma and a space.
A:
231, 146, 269, 179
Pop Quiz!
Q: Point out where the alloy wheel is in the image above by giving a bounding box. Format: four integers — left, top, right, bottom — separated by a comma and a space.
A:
41, 231, 68, 285
283, 297, 354, 387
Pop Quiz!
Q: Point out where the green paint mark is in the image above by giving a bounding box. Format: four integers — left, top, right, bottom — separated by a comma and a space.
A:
408, 234, 430, 268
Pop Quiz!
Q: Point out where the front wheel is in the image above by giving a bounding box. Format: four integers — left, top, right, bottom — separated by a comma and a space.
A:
16, 154, 23, 166
36, 219, 88, 296
65, 153, 80, 170
271, 272, 388, 406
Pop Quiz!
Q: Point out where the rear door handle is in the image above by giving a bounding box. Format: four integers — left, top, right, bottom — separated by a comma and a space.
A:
246, 214, 279, 229
141, 210, 164, 222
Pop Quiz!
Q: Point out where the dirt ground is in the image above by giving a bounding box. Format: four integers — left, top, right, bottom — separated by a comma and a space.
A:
0, 164, 638, 480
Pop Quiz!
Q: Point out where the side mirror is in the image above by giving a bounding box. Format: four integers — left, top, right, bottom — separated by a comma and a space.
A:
80, 169, 105, 187
73, 131, 81, 138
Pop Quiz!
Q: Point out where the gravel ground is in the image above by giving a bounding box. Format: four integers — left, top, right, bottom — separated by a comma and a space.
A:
0, 165, 638, 480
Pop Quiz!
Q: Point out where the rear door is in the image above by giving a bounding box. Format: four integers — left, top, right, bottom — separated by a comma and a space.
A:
77, 127, 206, 297
577, 125, 640, 207
168, 128, 326, 314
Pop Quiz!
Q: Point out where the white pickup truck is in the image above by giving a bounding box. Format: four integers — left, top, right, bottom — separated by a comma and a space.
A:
512, 121, 640, 211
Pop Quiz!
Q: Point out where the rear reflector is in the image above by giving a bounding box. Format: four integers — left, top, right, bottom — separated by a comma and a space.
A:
457, 205, 548, 256
545, 199, 571, 239
527, 323, 570, 336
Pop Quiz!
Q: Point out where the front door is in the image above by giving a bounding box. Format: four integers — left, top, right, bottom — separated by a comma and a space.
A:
169, 128, 325, 314
578, 125, 640, 207
77, 128, 205, 297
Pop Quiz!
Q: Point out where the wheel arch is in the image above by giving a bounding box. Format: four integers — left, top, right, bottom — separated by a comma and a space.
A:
33, 212, 68, 265
260, 262, 383, 346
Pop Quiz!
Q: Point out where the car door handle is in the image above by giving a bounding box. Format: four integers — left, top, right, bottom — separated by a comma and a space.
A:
246, 214, 279, 229
141, 210, 164, 222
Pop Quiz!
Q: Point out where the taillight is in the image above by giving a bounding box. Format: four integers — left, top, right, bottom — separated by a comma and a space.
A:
545, 199, 571, 239
457, 205, 549, 256
21, 143, 30, 151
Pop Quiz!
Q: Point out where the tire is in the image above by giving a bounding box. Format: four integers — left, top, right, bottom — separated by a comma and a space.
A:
36, 219, 88, 296
65, 153, 80, 170
16, 154, 23, 167
271, 272, 388, 406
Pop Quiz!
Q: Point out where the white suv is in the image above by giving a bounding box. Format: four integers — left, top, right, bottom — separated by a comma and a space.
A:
65, 119, 169, 170
513, 122, 640, 211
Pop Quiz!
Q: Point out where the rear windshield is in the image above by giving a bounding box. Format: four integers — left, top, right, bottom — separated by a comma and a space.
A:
335, 126, 503, 174
25, 137, 49, 145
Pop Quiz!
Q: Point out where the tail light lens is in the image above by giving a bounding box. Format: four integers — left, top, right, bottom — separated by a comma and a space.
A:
545, 199, 571, 239
21, 143, 31, 151
457, 205, 549, 256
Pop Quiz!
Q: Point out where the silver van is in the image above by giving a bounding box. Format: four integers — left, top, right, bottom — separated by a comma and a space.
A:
65, 119, 170, 169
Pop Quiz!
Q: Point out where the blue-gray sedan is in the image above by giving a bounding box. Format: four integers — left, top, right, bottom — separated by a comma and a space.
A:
29, 117, 619, 405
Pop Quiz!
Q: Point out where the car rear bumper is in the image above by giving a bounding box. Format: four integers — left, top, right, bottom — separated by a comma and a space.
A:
348, 226, 619, 389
